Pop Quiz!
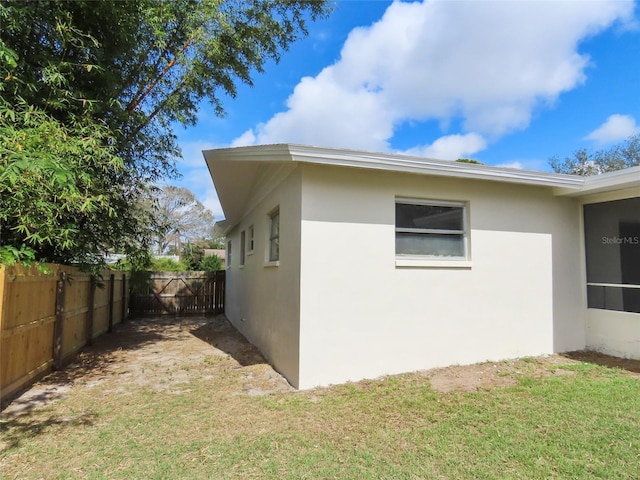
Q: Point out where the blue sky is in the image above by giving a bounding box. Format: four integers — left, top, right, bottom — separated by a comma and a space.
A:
172, 0, 640, 220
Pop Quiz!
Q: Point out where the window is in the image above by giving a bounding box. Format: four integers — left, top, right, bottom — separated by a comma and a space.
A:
248, 225, 255, 253
584, 197, 640, 313
268, 209, 280, 262
395, 199, 467, 258
240, 230, 246, 266
226, 240, 232, 268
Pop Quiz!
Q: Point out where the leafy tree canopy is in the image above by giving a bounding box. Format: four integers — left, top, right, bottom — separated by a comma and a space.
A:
455, 158, 484, 165
0, 0, 330, 270
155, 186, 216, 256
550, 134, 640, 176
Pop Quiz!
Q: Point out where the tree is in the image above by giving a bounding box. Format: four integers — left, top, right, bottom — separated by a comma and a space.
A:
0, 40, 155, 270
0, 0, 330, 268
155, 186, 215, 257
200, 254, 223, 271
550, 134, 640, 176
456, 158, 484, 165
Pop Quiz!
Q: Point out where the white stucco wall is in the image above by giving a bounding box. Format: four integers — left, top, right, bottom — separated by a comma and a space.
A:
586, 309, 640, 359
224, 166, 302, 387
297, 164, 585, 389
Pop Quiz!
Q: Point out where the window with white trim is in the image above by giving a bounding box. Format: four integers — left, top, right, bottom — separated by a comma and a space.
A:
248, 225, 254, 253
240, 230, 246, 266
395, 199, 468, 258
268, 209, 280, 262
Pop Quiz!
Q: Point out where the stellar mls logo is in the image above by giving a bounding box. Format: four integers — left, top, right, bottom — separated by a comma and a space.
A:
602, 236, 640, 245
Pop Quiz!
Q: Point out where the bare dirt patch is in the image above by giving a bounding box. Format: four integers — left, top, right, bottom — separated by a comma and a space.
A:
424, 352, 640, 393
423, 355, 576, 393
1, 315, 293, 417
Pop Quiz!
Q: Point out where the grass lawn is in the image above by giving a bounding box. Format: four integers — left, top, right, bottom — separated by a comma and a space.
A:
1, 317, 639, 479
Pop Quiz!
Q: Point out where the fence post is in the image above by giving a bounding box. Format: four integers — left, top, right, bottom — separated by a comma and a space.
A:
108, 273, 115, 333
86, 277, 96, 345
53, 272, 66, 370
121, 273, 127, 323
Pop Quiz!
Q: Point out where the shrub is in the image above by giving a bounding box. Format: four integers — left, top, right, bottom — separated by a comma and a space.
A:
151, 257, 186, 271
200, 255, 222, 271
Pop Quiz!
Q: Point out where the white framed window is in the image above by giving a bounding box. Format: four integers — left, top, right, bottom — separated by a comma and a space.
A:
226, 240, 232, 268
395, 198, 468, 259
240, 230, 246, 266
268, 208, 280, 263
247, 225, 255, 254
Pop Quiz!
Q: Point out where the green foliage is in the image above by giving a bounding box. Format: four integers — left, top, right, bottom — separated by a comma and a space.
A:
150, 257, 187, 271
199, 254, 222, 271
455, 158, 484, 165
0, 0, 330, 268
182, 243, 205, 270
550, 134, 640, 175
205, 238, 226, 250
0, 244, 36, 266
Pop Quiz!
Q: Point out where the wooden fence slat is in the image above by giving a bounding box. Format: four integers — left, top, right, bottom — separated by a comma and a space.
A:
1, 265, 130, 404
86, 278, 96, 346
108, 274, 115, 333
129, 271, 225, 317
121, 274, 127, 323
53, 272, 66, 371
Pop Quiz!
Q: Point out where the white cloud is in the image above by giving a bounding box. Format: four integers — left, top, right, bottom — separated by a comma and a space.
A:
584, 114, 640, 144
234, 0, 633, 154
231, 129, 257, 147
403, 133, 487, 160
174, 140, 225, 221
496, 158, 551, 171
179, 140, 219, 167
496, 161, 524, 170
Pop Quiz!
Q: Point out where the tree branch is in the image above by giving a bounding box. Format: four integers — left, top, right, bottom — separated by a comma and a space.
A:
125, 35, 194, 113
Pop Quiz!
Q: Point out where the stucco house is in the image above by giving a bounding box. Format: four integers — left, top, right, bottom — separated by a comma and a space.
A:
204, 144, 640, 389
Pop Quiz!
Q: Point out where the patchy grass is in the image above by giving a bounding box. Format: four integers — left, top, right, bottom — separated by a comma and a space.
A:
1, 317, 639, 479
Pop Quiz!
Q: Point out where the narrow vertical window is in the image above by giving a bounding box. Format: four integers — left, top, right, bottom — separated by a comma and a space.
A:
269, 209, 280, 262
248, 225, 255, 253
226, 240, 232, 268
240, 230, 246, 266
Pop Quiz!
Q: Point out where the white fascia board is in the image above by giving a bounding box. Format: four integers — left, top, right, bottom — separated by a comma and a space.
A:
203, 144, 294, 164
288, 145, 584, 189
205, 143, 583, 188
554, 165, 640, 197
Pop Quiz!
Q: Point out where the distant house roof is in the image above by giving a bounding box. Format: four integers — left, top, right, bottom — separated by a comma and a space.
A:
204, 249, 225, 261
204, 144, 640, 231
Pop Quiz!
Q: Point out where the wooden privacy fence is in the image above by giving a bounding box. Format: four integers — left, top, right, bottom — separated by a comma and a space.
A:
129, 270, 225, 317
0, 264, 129, 403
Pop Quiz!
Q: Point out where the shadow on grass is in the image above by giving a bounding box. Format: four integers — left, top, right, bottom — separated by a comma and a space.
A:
563, 350, 640, 375
189, 315, 267, 367
0, 411, 96, 452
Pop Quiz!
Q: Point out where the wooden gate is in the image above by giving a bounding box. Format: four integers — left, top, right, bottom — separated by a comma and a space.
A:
129, 271, 225, 316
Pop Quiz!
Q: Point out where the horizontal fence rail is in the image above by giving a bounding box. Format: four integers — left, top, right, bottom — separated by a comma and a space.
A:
129, 270, 225, 317
0, 264, 129, 403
